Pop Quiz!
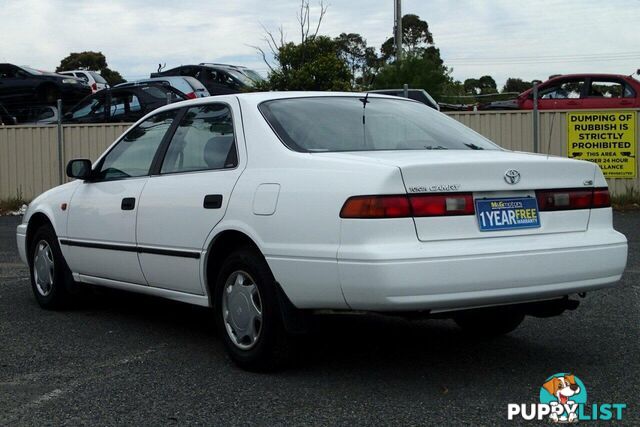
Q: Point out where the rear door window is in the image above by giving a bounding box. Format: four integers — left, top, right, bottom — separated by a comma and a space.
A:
110, 92, 141, 119
75, 72, 89, 82
160, 104, 237, 174
588, 79, 632, 98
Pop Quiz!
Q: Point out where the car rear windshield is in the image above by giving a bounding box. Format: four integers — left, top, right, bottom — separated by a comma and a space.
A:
90, 71, 108, 84
140, 85, 185, 101
259, 97, 499, 152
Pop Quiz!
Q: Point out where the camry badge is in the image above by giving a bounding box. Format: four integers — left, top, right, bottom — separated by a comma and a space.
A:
504, 169, 521, 185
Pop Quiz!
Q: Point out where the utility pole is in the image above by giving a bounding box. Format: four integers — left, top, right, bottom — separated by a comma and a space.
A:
394, 0, 402, 62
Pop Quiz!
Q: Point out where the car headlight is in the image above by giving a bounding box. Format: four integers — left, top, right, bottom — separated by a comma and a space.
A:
62, 78, 78, 84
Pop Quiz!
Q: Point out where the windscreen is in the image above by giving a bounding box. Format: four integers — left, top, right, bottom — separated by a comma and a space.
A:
259, 97, 499, 152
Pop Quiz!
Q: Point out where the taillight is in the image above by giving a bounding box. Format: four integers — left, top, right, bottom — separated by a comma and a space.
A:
186, 92, 197, 99
409, 193, 475, 217
592, 188, 611, 208
536, 187, 610, 211
340, 195, 410, 218
340, 193, 475, 218
91, 82, 97, 91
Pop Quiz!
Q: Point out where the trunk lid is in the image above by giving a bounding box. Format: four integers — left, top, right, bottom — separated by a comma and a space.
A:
316, 150, 598, 241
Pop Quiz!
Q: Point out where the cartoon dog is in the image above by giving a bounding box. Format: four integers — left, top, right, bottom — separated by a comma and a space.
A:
542, 374, 581, 423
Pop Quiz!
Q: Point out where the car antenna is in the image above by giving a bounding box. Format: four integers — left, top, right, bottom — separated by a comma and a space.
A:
360, 92, 370, 124
359, 92, 371, 148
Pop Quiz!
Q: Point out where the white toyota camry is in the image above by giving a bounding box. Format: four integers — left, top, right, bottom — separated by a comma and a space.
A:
16, 92, 627, 370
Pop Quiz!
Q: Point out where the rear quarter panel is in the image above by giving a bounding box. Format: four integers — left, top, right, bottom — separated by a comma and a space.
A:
214, 99, 407, 308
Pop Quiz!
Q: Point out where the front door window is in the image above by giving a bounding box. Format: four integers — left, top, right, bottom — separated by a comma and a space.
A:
96, 110, 177, 180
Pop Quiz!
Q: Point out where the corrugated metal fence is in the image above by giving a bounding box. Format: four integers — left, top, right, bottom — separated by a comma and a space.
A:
0, 111, 638, 200
0, 124, 130, 200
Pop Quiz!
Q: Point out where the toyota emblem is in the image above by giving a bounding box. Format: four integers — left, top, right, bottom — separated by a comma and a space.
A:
504, 169, 521, 185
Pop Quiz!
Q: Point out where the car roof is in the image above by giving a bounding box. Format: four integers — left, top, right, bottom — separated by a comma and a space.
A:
519, 73, 639, 96
545, 73, 632, 80
150, 91, 416, 113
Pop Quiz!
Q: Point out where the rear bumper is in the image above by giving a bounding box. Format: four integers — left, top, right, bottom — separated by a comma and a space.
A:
338, 229, 627, 311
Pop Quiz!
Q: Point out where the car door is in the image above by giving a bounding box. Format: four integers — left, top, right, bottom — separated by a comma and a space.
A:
537, 78, 586, 110
136, 100, 245, 295
582, 78, 636, 109
64, 109, 179, 284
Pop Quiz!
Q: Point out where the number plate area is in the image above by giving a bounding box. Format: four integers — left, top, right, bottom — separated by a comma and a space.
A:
475, 197, 540, 231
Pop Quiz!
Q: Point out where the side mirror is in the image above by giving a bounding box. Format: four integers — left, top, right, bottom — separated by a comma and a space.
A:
66, 159, 92, 180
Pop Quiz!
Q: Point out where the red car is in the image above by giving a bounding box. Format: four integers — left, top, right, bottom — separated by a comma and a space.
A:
517, 74, 640, 110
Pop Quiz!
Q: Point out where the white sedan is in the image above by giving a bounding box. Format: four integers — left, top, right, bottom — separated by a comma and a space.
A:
16, 92, 628, 370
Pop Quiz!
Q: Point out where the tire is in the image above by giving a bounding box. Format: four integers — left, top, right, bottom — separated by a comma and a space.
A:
454, 307, 524, 338
29, 224, 77, 309
214, 247, 291, 371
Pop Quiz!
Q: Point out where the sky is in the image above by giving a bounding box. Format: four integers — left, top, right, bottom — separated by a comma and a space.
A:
1, 0, 639, 88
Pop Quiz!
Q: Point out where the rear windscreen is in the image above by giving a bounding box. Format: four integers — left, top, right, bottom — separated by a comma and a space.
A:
90, 72, 108, 84
259, 97, 499, 152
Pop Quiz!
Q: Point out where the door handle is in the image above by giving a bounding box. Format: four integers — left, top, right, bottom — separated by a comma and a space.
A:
121, 197, 136, 210
203, 194, 223, 209
567, 100, 579, 105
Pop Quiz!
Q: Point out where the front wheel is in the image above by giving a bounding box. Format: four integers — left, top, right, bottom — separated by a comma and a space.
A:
29, 225, 77, 309
214, 248, 291, 371
454, 307, 524, 338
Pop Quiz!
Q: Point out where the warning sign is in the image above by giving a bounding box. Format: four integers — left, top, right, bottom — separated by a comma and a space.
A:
567, 111, 636, 178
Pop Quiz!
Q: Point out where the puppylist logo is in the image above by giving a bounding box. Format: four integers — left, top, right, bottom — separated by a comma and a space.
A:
507, 373, 627, 422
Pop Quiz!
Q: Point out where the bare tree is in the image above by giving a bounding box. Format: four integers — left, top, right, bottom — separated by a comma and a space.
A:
251, 0, 328, 72
297, 0, 327, 43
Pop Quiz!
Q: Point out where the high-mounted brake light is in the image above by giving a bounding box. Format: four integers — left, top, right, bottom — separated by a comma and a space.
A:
536, 187, 610, 211
186, 92, 197, 99
340, 193, 475, 218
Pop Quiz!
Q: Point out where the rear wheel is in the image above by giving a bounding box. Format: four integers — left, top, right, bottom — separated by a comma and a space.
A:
454, 307, 524, 338
29, 225, 77, 309
214, 248, 291, 371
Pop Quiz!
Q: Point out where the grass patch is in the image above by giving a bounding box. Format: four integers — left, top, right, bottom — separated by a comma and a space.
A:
611, 186, 640, 211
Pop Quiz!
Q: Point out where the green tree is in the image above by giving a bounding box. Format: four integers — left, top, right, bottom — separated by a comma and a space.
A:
502, 77, 532, 93
56, 51, 125, 85
373, 48, 453, 100
463, 75, 497, 95
380, 14, 434, 62
260, 36, 352, 91
335, 33, 366, 86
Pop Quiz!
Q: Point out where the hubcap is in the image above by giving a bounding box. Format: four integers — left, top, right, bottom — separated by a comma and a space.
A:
33, 240, 55, 296
222, 270, 263, 350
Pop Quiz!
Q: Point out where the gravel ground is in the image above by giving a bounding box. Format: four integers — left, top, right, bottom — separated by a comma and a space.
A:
0, 213, 638, 426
